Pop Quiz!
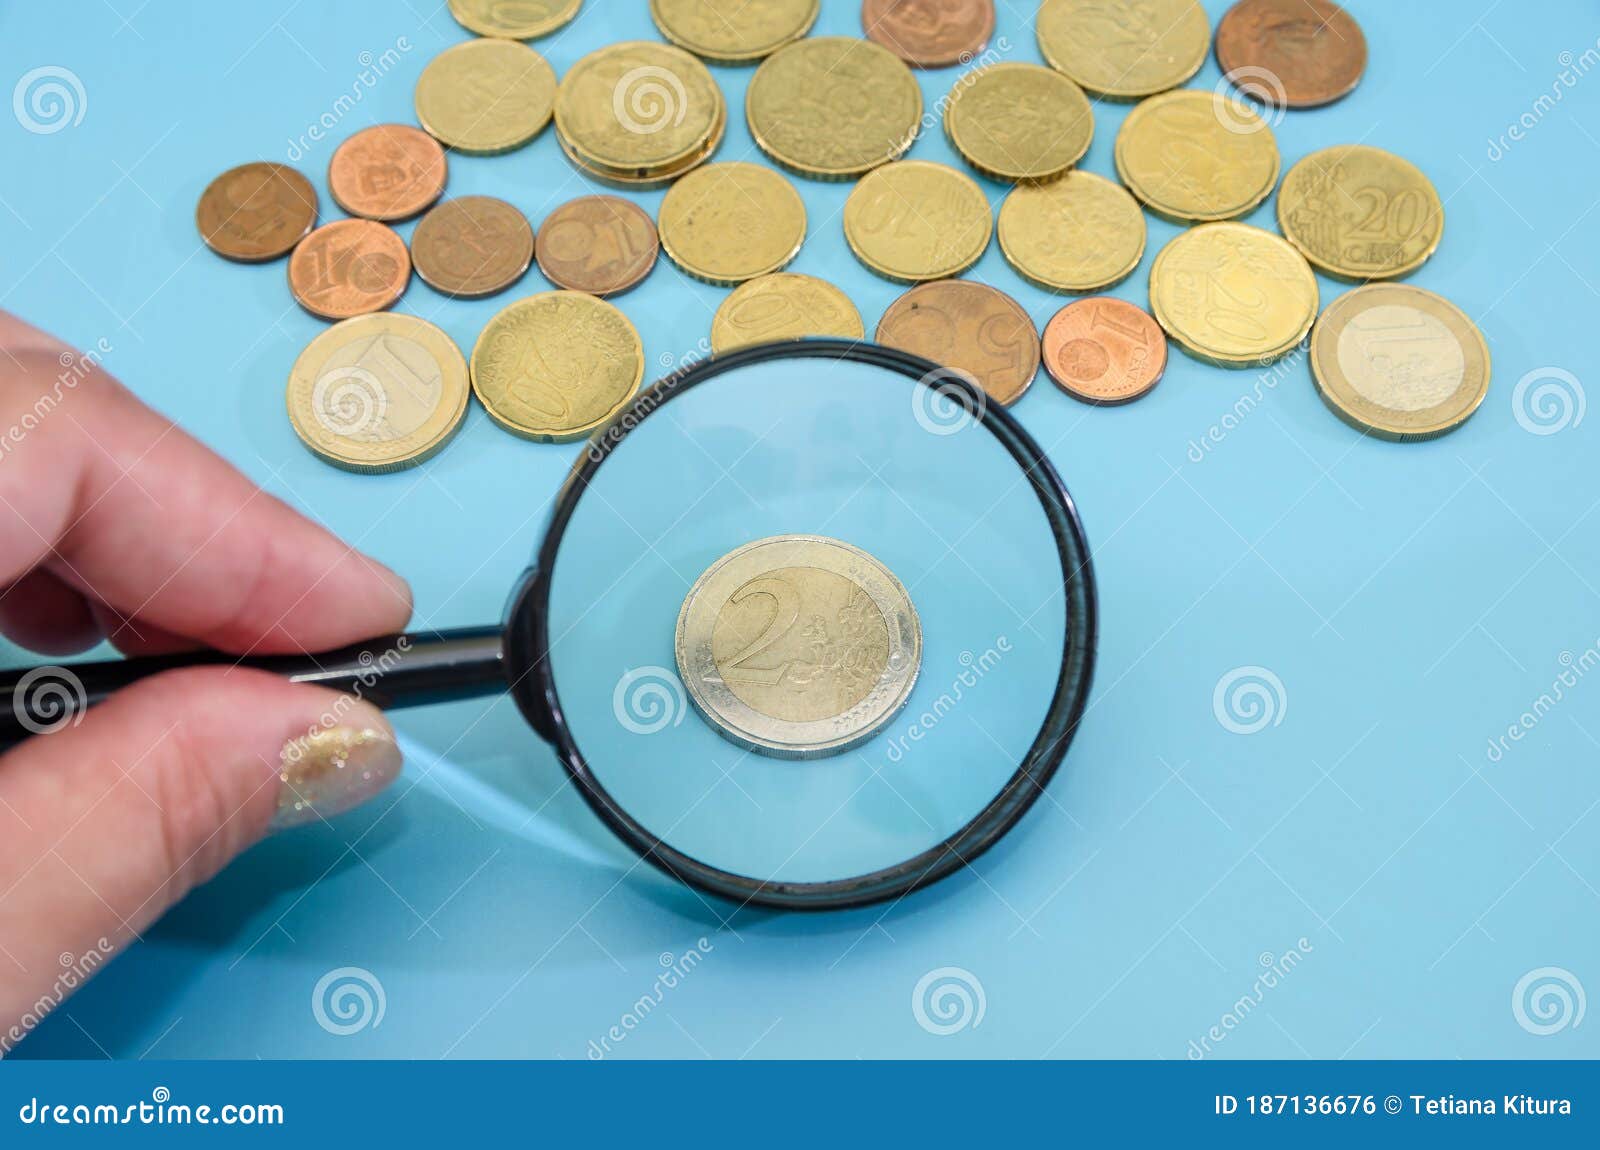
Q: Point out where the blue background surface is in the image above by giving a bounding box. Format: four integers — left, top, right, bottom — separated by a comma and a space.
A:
3, 0, 1598, 1058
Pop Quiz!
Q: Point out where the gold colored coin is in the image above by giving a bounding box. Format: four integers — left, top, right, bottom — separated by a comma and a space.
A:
1114, 89, 1279, 222
470, 291, 644, 443
555, 41, 724, 176
944, 63, 1093, 184
1149, 222, 1318, 366
1310, 284, 1489, 441
1278, 145, 1445, 281
287, 314, 468, 473
998, 171, 1145, 292
556, 102, 726, 189
1037, 0, 1210, 99
415, 39, 557, 154
710, 274, 864, 353
746, 37, 922, 179
649, 0, 819, 63
446, 0, 581, 39
843, 160, 992, 282
658, 162, 806, 285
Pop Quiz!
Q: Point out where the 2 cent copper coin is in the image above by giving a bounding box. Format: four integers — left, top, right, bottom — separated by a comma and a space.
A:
328, 124, 448, 222
196, 162, 317, 262
535, 195, 659, 296
411, 196, 534, 298
875, 280, 1039, 407
861, 0, 995, 69
1043, 298, 1167, 405
288, 219, 411, 321
1216, 0, 1367, 108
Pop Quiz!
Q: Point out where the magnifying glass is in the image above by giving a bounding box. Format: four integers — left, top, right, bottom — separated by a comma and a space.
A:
0, 341, 1096, 911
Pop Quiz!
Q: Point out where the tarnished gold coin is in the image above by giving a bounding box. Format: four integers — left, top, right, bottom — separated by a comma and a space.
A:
650, 0, 818, 63
658, 162, 806, 285
843, 160, 992, 283
411, 196, 534, 298
555, 41, 724, 177
287, 314, 468, 473
944, 63, 1093, 184
1038, 0, 1210, 99
747, 37, 922, 179
470, 291, 644, 442
875, 280, 1039, 406
1149, 222, 1318, 366
710, 274, 864, 354
998, 171, 1145, 292
446, 0, 581, 39
1278, 145, 1445, 281
675, 535, 921, 759
415, 39, 557, 154
1310, 284, 1490, 441
1114, 89, 1279, 222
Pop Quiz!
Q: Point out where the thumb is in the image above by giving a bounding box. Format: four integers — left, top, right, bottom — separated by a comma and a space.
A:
0, 666, 401, 1028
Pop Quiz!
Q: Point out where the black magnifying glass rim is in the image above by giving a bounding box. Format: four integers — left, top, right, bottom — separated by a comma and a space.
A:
505, 339, 1097, 912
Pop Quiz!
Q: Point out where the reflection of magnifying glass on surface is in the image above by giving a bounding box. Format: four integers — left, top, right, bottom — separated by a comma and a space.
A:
0, 341, 1095, 910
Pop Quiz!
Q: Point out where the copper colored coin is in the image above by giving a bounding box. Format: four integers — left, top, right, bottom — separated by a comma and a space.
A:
861, 0, 995, 68
535, 196, 659, 297
196, 162, 317, 262
1042, 298, 1167, 405
1215, 0, 1367, 108
288, 219, 411, 321
327, 124, 448, 222
875, 280, 1039, 406
411, 196, 534, 299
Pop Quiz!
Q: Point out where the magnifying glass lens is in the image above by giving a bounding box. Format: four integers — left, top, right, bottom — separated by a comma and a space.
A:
545, 350, 1072, 890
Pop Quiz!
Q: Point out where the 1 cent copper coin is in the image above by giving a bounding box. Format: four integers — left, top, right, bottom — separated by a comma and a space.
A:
196, 162, 317, 262
328, 124, 448, 222
1042, 298, 1167, 405
411, 196, 534, 298
875, 280, 1039, 406
861, 0, 995, 69
288, 219, 411, 321
1216, 0, 1367, 108
535, 196, 659, 297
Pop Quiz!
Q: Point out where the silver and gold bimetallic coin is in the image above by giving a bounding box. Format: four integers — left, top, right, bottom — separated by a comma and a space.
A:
287, 314, 469, 472
675, 535, 922, 759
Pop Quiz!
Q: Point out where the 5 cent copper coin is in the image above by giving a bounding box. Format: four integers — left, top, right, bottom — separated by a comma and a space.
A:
1042, 298, 1167, 405
535, 195, 659, 296
1216, 0, 1367, 108
861, 0, 995, 69
196, 162, 317, 262
875, 280, 1039, 406
328, 124, 448, 222
411, 196, 534, 298
288, 219, 411, 321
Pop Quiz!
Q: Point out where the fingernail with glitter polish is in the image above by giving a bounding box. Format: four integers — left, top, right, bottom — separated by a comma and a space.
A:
271, 705, 402, 831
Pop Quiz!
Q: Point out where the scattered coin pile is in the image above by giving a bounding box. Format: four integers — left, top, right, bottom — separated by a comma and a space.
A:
193, 0, 1489, 478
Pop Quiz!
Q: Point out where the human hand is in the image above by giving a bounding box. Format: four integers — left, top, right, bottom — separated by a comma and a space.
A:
0, 309, 412, 1036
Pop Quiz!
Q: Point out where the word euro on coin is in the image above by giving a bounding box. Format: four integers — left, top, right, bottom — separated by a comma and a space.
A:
650, 0, 818, 63
287, 314, 468, 472
675, 535, 922, 759
414, 39, 557, 154
1278, 145, 1444, 281
196, 162, 316, 262
710, 274, 864, 354
876, 280, 1040, 406
1037, 0, 1210, 99
1115, 89, 1279, 222
658, 162, 806, 285
843, 160, 991, 282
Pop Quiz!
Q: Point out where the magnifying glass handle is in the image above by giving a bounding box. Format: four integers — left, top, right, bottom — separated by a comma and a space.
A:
0, 627, 507, 750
